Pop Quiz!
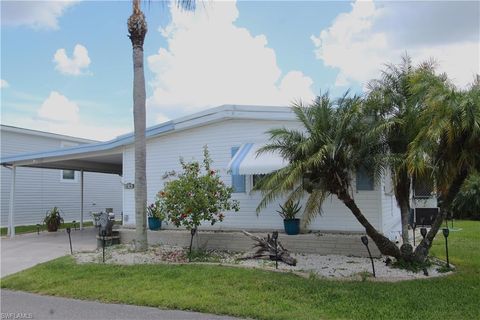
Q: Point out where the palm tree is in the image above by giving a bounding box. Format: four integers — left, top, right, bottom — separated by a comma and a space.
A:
255, 93, 402, 259
127, 0, 195, 251
365, 55, 435, 245
408, 74, 480, 261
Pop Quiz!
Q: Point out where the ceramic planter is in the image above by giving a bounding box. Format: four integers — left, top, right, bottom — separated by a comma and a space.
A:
283, 218, 300, 235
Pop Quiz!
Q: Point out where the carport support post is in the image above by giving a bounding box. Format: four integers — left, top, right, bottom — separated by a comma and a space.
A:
8, 166, 16, 238
80, 169, 84, 230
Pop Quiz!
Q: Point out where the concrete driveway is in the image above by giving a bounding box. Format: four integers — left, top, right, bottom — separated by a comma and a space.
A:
1, 227, 97, 278
1, 290, 241, 320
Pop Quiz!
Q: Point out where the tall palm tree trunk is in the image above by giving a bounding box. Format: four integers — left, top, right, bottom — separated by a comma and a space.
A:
128, 0, 148, 251
337, 190, 402, 259
413, 168, 468, 262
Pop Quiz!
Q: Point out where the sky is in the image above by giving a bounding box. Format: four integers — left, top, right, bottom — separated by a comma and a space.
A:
1, 0, 479, 141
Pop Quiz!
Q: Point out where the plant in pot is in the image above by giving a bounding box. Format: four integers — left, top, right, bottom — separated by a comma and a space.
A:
277, 200, 302, 235
147, 199, 165, 231
44, 207, 63, 232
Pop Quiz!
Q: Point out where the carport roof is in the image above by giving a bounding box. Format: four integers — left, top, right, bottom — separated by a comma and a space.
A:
0, 104, 295, 174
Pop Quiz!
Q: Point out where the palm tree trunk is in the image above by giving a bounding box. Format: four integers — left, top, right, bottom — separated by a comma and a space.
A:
394, 171, 411, 244
337, 190, 401, 259
413, 168, 468, 262
128, 0, 148, 251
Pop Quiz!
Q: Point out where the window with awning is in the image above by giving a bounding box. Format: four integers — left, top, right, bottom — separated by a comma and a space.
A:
228, 143, 288, 175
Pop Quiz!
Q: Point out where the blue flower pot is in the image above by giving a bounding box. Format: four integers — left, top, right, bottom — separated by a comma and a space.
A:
148, 217, 162, 231
283, 219, 300, 235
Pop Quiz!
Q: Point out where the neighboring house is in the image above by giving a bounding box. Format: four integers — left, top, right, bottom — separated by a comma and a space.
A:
0, 125, 122, 227
1, 106, 407, 239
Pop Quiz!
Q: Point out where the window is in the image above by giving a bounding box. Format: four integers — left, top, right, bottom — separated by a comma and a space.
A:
252, 174, 266, 189
413, 177, 434, 198
62, 170, 75, 180
356, 167, 374, 191
231, 147, 245, 193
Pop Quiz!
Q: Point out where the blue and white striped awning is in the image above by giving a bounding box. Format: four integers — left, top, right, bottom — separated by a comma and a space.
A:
228, 143, 288, 175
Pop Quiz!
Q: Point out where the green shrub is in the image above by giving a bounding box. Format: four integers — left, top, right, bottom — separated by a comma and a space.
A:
451, 172, 480, 220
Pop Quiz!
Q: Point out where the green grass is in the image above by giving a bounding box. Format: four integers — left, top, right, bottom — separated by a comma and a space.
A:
0, 221, 94, 236
1, 221, 479, 320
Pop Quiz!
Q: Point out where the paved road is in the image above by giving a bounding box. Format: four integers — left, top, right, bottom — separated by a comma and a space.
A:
1, 228, 97, 278
1, 290, 242, 320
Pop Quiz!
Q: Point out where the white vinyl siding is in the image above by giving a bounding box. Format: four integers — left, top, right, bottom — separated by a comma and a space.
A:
122, 119, 385, 233
380, 169, 402, 240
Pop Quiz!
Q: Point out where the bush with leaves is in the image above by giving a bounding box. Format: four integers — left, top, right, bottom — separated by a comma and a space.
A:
451, 173, 480, 220
158, 146, 240, 253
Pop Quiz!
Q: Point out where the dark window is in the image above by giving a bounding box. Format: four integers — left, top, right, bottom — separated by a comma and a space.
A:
252, 174, 266, 188
62, 170, 75, 180
356, 167, 374, 191
413, 177, 434, 198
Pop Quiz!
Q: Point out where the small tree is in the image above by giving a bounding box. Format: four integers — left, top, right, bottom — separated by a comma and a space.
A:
158, 146, 240, 253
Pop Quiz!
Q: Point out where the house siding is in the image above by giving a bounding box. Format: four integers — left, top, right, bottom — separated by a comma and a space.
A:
380, 170, 402, 240
0, 128, 123, 227
122, 119, 383, 233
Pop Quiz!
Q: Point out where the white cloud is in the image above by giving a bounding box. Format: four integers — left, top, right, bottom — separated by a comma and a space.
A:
53, 44, 91, 76
147, 0, 314, 123
1, 1, 78, 30
1, 79, 9, 89
312, 0, 480, 88
4, 91, 130, 141
38, 91, 80, 122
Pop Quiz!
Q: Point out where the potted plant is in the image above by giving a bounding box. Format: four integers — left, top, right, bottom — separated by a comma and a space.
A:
44, 207, 63, 232
277, 200, 302, 235
147, 199, 165, 231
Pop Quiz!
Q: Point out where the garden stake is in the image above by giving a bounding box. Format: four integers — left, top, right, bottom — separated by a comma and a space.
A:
412, 222, 416, 247
443, 228, 450, 268
361, 236, 376, 277
66, 227, 73, 254
102, 230, 106, 263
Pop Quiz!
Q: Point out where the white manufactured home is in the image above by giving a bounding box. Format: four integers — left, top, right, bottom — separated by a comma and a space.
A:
0, 125, 122, 229
1, 106, 403, 240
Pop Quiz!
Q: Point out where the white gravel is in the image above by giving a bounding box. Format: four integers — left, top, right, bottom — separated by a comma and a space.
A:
74, 244, 452, 282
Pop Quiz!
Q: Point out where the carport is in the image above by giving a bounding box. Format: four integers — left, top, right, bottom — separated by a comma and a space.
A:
0, 139, 124, 238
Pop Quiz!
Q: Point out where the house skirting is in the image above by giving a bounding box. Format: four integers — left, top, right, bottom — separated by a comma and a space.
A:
118, 229, 381, 258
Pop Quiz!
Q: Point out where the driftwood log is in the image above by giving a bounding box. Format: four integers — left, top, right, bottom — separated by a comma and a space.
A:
241, 231, 297, 266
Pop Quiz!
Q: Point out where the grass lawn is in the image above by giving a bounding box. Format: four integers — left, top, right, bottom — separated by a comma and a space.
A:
1, 220, 479, 320
0, 221, 94, 236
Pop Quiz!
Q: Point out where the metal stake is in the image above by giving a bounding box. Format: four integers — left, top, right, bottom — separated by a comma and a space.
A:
412, 222, 416, 247
443, 228, 450, 268
102, 230, 106, 263
361, 236, 376, 277
66, 227, 73, 254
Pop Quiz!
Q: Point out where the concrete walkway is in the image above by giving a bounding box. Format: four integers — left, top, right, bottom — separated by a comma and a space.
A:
1, 228, 97, 278
1, 290, 242, 320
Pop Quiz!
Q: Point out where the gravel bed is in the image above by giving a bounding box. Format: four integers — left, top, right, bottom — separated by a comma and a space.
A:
74, 244, 452, 282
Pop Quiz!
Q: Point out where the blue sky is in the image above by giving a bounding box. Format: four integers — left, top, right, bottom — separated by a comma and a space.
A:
1, 0, 479, 140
